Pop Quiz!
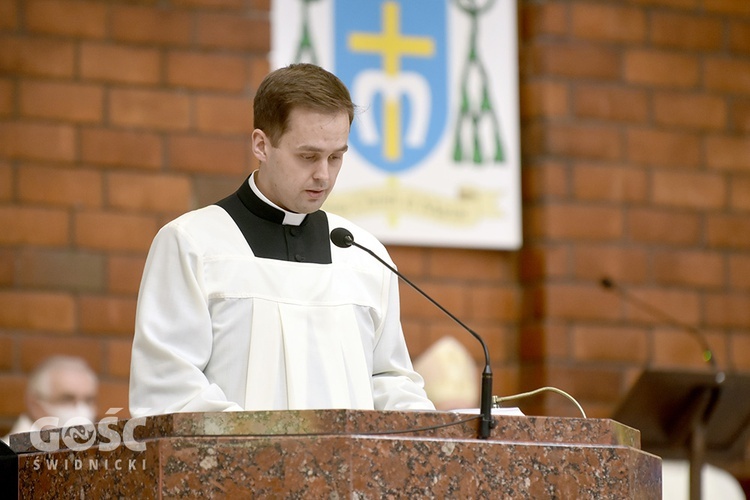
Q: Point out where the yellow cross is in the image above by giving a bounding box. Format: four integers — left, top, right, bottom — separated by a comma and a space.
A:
348, 2, 435, 160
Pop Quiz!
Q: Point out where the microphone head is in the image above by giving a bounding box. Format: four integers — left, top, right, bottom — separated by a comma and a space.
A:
600, 277, 614, 289
330, 227, 354, 248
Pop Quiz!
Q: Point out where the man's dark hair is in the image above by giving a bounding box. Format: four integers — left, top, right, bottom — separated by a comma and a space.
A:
253, 63, 355, 146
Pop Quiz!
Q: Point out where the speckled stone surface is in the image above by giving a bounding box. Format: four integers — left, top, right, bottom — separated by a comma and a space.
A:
12, 410, 661, 498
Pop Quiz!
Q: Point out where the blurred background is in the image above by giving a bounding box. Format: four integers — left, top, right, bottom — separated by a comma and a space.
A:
1, 0, 749, 494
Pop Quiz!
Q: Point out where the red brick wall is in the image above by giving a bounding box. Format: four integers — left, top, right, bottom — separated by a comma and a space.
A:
1, 0, 750, 479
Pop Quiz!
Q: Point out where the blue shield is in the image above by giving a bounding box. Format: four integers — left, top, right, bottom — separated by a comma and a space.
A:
334, 1, 448, 174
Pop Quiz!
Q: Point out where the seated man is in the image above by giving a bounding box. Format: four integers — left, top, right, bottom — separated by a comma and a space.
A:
2, 355, 98, 444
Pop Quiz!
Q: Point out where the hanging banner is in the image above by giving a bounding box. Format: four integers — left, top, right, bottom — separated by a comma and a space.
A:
271, 0, 521, 249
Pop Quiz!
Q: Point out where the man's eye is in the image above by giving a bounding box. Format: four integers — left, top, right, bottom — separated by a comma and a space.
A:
301, 155, 316, 161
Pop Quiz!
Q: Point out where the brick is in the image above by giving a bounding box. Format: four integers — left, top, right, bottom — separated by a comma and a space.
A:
96, 381, 129, 419
107, 255, 146, 295
468, 285, 520, 322
653, 92, 726, 130
110, 89, 190, 130
705, 135, 750, 172
107, 172, 192, 213
0, 291, 75, 333
19, 80, 102, 123
706, 214, 750, 250
572, 163, 647, 202
628, 0, 698, 8
651, 170, 726, 210
192, 175, 243, 208
111, 5, 191, 45
573, 325, 648, 363
519, 244, 569, 281
626, 128, 701, 168
731, 334, 750, 370
400, 282, 467, 321
0, 376, 26, 414
731, 99, 750, 133
248, 56, 270, 91
172, 0, 244, 7
730, 177, 750, 211
704, 58, 750, 95
75, 211, 158, 252
729, 255, 750, 290
573, 245, 648, 285
650, 12, 723, 50
573, 85, 648, 123
195, 95, 254, 134
168, 135, 247, 175
385, 246, 428, 278
546, 124, 621, 160
519, 322, 569, 360
106, 339, 133, 378
80, 43, 161, 85
18, 164, 103, 208
167, 52, 248, 91
519, 81, 568, 119
704, 0, 750, 15
653, 250, 724, 288
652, 328, 722, 370
729, 21, 750, 54
0, 161, 11, 201
0, 79, 13, 117
81, 128, 162, 169
26, 0, 106, 38
628, 208, 701, 245
0, 248, 13, 286
521, 160, 568, 201
0, 36, 75, 78
0, 336, 12, 370
545, 284, 622, 321
0, 0, 18, 29
705, 293, 750, 328
0, 122, 76, 162
196, 13, 270, 51
624, 50, 699, 88
79, 295, 137, 336
527, 43, 621, 80
571, 4, 646, 43
519, 1, 568, 40
17, 248, 105, 292
533, 204, 623, 241
0, 207, 70, 246
429, 249, 516, 283
19, 337, 103, 373
622, 288, 701, 326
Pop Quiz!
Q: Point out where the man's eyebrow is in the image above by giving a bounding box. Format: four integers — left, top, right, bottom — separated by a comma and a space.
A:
297, 144, 349, 153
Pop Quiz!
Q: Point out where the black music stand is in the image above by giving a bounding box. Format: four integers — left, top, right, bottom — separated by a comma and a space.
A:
613, 369, 750, 500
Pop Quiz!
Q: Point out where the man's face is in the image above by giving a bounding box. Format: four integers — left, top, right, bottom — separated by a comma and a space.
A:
253, 107, 350, 214
29, 368, 98, 422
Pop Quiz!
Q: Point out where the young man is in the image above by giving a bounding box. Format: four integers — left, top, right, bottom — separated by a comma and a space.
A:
129, 64, 435, 416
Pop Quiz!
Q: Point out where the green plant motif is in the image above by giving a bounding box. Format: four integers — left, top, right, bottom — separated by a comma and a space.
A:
294, 0, 322, 64
452, 0, 505, 165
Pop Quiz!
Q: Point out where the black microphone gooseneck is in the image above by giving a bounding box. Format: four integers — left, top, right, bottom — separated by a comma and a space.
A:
331, 227, 496, 439
599, 277, 722, 379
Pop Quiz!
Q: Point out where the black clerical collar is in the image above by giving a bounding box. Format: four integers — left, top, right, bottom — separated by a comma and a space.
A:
215, 175, 332, 263
243, 172, 307, 226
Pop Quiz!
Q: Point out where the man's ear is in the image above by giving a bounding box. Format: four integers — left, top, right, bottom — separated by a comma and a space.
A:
251, 129, 269, 162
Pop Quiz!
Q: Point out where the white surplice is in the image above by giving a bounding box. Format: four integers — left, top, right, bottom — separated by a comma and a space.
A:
129, 202, 434, 417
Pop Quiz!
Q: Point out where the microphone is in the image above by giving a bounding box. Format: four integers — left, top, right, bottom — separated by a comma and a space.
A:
331, 227, 496, 439
599, 277, 724, 382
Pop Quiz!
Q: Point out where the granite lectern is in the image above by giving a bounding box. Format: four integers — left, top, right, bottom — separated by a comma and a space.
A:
10, 410, 661, 498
